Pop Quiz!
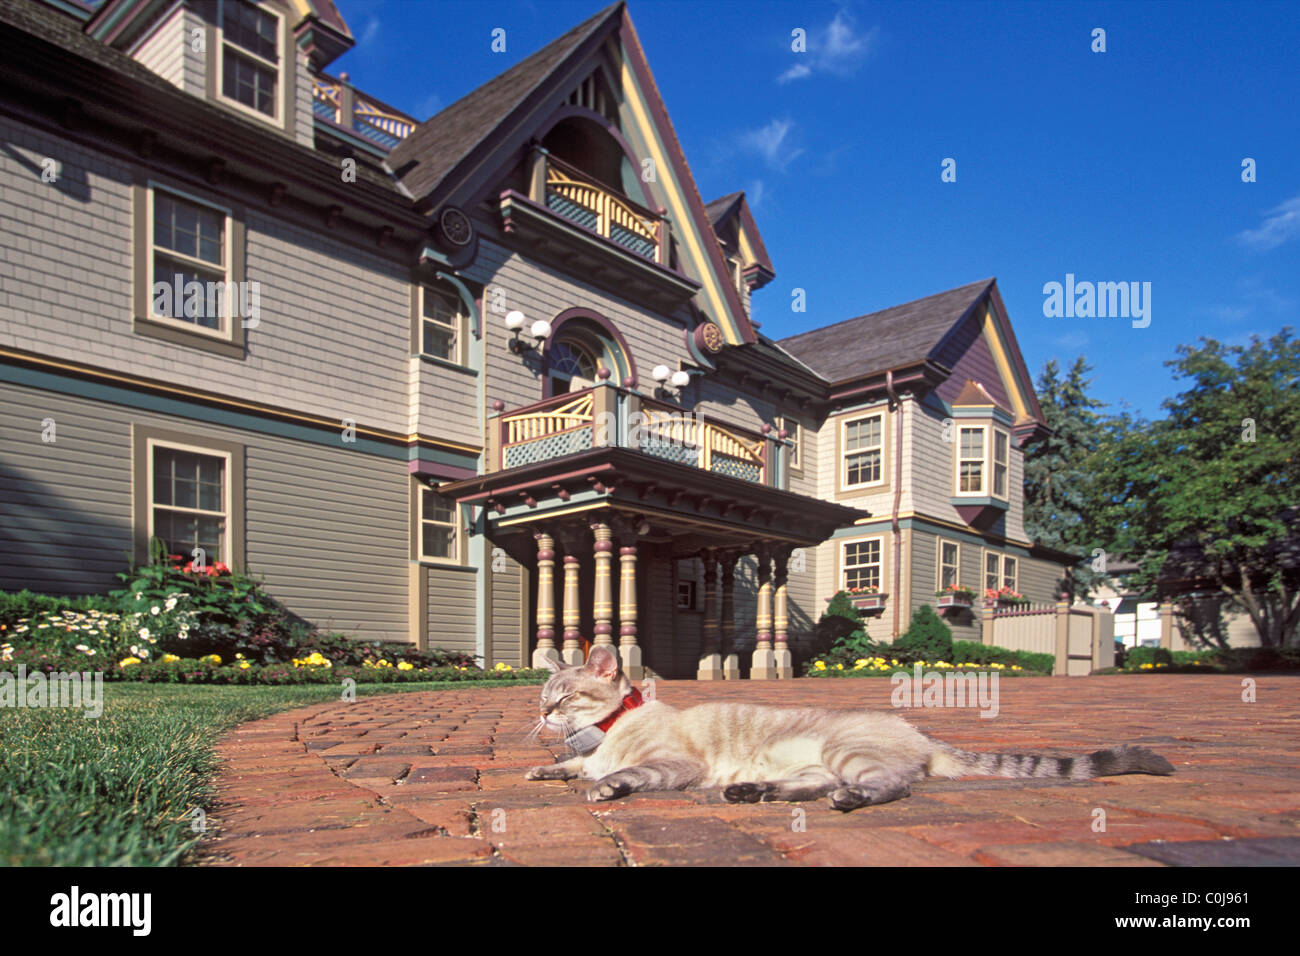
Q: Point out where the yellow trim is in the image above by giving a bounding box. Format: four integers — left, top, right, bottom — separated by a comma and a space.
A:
619, 57, 740, 345
853, 509, 1035, 548
737, 227, 758, 268
0, 347, 482, 454
981, 304, 1029, 421
497, 501, 609, 527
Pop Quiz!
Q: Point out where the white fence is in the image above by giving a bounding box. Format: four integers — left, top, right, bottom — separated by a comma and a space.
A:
983, 602, 1115, 675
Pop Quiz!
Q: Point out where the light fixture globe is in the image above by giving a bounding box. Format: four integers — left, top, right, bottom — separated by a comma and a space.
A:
670, 370, 691, 388
530, 319, 553, 340
504, 310, 525, 331
652, 364, 671, 382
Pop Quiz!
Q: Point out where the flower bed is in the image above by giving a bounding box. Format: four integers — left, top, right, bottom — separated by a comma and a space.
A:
807, 656, 1028, 677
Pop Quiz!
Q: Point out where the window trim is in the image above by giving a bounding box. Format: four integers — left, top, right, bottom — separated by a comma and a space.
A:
1001, 554, 1018, 592
415, 481, 464, 566
779, 415, 802, 473
992, 426, 1010, 501
215, 0, 287, 127
838, 409, 888, 493
840, 534, 886, 593
133, 174, 247, 359
419, 283, 467, 367
132, 424, 245, 569
954, 423, 988, 497
981, 548, 1020, 595
937, 538, 961, 591
145, 181, 235, 340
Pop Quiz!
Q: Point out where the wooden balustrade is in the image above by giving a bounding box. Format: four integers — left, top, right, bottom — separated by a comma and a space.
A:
312, 74, 416, 146
543, 156, 662, 262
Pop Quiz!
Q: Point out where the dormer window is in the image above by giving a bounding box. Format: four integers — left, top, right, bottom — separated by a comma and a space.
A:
220, 0, 282, 121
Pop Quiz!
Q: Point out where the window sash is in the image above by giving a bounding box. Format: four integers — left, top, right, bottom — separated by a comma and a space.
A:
148, 442, 230, 563
985, 552, 1000, 592
148, 185, 232, 333
993, 430, 1009, 498
843, 539, 882, 591
421, 287, 463, 364
939, 541, 960, 590
1002, 556, 1018, 591
420, 488, 458, 562
842, 414, 883, 487
958, 426, 985, 493
223, 0, 279, 66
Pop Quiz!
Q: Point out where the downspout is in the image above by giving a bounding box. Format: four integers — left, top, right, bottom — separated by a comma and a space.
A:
887, 371, 904, 638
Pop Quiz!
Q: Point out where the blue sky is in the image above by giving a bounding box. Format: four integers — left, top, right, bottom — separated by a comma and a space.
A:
334, 0, 1300, 419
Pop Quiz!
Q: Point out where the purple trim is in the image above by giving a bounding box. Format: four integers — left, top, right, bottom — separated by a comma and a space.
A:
541, 308, 639, 399
409, 461, 478, 481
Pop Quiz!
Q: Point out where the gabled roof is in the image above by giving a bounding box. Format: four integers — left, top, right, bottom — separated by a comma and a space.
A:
778, 278, 995, 384
952, 378, 1007, 411
705, 190, 774, 288
704, 191, 744, 226
386, 2, 622, 202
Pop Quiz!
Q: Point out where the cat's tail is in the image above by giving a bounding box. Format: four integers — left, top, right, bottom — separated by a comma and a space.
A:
928, 743, 1175, 780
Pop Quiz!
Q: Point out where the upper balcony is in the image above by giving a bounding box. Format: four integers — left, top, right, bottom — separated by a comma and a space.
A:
312, 73, 417, 152
486, 383, 788, 489
499, 148, 700, 308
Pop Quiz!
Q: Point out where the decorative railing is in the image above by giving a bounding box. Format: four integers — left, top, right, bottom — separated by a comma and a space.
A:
543, 155, 662, 263
492, 386, 775, 485
312, 74, 416, 150
500, 391, 596, 469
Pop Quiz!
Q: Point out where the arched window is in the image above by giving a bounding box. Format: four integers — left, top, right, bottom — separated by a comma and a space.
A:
548, 339, 600, 394
541, 309, 638, 398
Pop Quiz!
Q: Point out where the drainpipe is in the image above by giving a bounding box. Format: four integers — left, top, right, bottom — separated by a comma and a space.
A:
887, 371, 904, 638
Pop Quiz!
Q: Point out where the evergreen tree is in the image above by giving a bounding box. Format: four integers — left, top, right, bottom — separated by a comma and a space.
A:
1023, 356, 1108, 595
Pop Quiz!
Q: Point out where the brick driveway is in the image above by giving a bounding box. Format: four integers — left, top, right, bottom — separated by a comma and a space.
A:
198, 675, 1300, 866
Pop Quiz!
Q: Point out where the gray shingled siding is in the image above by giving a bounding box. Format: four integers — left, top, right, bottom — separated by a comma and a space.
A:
0, 380, 410, 643
427, 566, 478, 660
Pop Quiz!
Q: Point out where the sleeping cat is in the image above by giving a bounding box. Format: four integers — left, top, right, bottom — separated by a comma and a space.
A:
525, 645, 1175, 810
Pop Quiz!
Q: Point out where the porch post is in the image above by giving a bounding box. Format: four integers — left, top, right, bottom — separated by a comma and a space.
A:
532, 530, 560, 668
773, 546, 793, 678
720, 551, 740, 680
591, 520, 615, 650
617, 532, 644, 679
751, 544, 777, 679
697, 548, 723, 680
559, 528, 585, 665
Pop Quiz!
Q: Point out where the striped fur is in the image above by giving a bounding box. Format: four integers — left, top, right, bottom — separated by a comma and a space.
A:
525, 648, 1175, 811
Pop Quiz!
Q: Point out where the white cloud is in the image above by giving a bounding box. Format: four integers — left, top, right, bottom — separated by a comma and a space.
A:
361, 18, 380, 46
778, 11, 879, 84
747, 179, 766, 209
415, 92, 442, 119
739, 118, 803, 172
1236, 194, 1300, 250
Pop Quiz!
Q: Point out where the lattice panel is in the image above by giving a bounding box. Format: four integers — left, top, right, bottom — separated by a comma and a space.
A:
641, 438, 699, 467
610, 224, 656, 260
503, 427, 594, 468
546, 192, 598, 230
710, 452, 762, 483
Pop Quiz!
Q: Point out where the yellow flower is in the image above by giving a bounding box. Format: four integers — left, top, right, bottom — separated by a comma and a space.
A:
813, 661, 827, 670
238, 661, 251, 670
202, 654, 221, 665
397, 661, 414, 671
118, 657, 141, 667
161, 654, 180, 663
494, 662, 513, 671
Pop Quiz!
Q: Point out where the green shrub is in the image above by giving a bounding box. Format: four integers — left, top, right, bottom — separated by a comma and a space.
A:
891, 605, 953, 663
1125, 646, 1174, 669
950, 640, 1054, 675
0, 591, 115, 629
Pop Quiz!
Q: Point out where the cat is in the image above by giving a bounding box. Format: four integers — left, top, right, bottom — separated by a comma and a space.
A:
524, 645, 1175, 810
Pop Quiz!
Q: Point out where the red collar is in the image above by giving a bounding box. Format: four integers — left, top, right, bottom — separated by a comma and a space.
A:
595, 687, 644, 733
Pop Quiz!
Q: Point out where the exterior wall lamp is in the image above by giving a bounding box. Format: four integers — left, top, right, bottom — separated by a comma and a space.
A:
506, 310, 552, 354
652, 363, 692, 399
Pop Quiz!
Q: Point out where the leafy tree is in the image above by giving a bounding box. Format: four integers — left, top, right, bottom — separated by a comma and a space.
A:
1023, 356, 1109, 595
1088, 330, 1300, 647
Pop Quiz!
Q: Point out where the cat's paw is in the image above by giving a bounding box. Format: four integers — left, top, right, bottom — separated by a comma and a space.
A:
724, 782, 775, 803
586, 776, 634, 802
525, 764, 573, 780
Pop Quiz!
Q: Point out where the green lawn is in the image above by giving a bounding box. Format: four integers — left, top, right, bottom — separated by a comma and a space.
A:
0, 679, 539, 866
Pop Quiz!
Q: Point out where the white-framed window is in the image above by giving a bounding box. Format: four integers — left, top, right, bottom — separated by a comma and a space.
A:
420, 284, 465, 365
147, 439, 231, 563
842, 413, 884, 489
983, 550, 1018, 593
957, 425, 986, 494
992, 428, 1010, 499
842, 538, 883, 591
938, 539, 961, 590
676, 579, 696, 609
779, 416, 802, 471
418, 487, 460, 563
148, 184, 233, 337
218, 0, 283, 122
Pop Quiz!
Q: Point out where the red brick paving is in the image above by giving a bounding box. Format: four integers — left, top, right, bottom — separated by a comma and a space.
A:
197, 675, 1300, 866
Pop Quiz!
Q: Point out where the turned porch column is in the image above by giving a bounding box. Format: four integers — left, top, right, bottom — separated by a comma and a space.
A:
773, 546, 793, 679
558, 527, 586, 665
531, 530, 560, 668
697, 549, 723, 680
591, 520, 615, 650
616, 524, 644, 679
720, 551, 740, 680
751, 544, 777, 679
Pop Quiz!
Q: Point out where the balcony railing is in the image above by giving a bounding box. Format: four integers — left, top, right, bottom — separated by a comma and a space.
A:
491, 385, 783, 487
312, 74, 416, 150
542, 154, 664, 263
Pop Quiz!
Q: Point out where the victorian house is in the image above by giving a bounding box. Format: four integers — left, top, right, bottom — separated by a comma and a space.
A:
0, 0, 1074, 679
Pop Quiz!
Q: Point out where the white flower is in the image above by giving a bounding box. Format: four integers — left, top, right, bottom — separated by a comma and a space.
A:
150, 606, 161, 616
138, 627, 151, 641
164, 596, 178, 612
75, 644, 90, 653
178, 627, 189, 640
138, 648, 150, 659
135, 593, 144, 601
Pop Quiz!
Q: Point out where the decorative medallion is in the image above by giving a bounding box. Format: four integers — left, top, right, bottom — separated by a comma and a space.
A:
693, 321, 725, 354
438, 206, 474, 247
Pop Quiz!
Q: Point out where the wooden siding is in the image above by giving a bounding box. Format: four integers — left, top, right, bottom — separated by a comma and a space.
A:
489, 551, 524, 667
0, 380, 410, 642
427, 566, 478, 659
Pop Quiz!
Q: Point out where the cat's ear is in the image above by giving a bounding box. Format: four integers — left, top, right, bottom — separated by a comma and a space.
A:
538, 655, 567, 674
583, 645, 621, 680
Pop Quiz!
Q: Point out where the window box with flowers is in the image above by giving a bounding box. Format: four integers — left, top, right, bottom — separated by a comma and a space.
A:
986, 586, 1030, 607
935, 585, 977, 611
845, 586, 888, 614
